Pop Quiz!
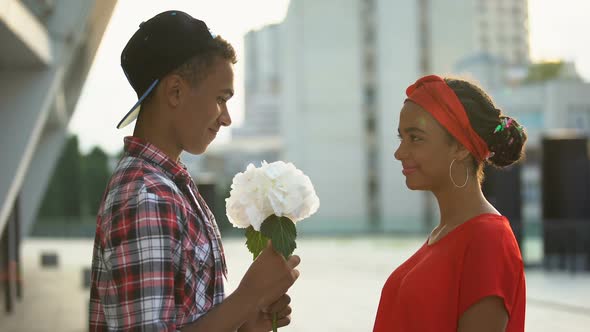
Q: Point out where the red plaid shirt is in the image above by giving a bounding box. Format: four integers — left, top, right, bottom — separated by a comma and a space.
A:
89, 137, 227, 331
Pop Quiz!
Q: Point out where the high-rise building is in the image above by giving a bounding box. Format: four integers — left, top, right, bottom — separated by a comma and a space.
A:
233, 24, 281, 138
281, 0, 368, 232
474, 0, 530, 66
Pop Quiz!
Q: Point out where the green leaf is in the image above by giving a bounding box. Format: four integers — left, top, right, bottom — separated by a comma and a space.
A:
260, 215, 297, 259
245, 226, 269, 260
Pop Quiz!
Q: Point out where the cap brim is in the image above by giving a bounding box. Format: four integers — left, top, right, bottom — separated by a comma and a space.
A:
116, 79, 159, 129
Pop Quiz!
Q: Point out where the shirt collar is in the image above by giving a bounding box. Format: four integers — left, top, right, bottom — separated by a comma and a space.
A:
123, 136, 192, 184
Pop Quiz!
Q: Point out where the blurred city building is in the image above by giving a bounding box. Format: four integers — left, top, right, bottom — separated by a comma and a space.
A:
234, 24, 282, 139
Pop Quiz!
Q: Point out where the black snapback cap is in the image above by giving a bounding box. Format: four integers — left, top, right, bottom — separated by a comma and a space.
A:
117, 10, 215, 129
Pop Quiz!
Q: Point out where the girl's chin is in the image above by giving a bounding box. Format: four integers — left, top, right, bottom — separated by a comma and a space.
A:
405, 179, 429, 191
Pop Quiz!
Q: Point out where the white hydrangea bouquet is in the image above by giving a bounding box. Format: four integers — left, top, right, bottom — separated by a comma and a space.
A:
226, 161, 320, 260
226, 161, 320, 331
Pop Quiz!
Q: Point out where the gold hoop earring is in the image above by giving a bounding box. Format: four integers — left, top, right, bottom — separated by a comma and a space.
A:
449, 159, 468, 188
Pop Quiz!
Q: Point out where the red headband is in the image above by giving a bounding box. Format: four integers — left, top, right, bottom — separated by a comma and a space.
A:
405, 75, 490, 162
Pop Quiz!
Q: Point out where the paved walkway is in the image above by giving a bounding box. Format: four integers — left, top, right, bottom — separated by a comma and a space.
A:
0, 237, 589, 331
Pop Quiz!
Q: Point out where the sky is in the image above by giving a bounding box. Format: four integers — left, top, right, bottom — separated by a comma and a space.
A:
69, 0, 590, 155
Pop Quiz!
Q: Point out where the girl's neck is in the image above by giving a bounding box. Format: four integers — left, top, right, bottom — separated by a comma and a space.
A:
433, 181, 498, 228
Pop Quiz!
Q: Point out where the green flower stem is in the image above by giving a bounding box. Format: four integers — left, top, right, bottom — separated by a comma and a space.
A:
245, 215, 298, 331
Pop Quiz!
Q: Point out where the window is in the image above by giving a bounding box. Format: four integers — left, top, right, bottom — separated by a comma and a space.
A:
477, 0, 487, 13
480, 35, 490, 50
567, 105, 590, 132
364, 86, 375, 106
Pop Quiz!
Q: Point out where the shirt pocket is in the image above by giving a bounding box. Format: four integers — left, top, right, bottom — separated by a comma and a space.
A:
194, 240, 213, 270
183, 236, 213, 275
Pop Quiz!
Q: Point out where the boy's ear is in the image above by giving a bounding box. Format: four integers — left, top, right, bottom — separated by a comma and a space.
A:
160, 74, 184, 108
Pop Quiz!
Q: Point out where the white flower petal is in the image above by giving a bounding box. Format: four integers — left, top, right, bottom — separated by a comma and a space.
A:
225, 160, 320, 229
